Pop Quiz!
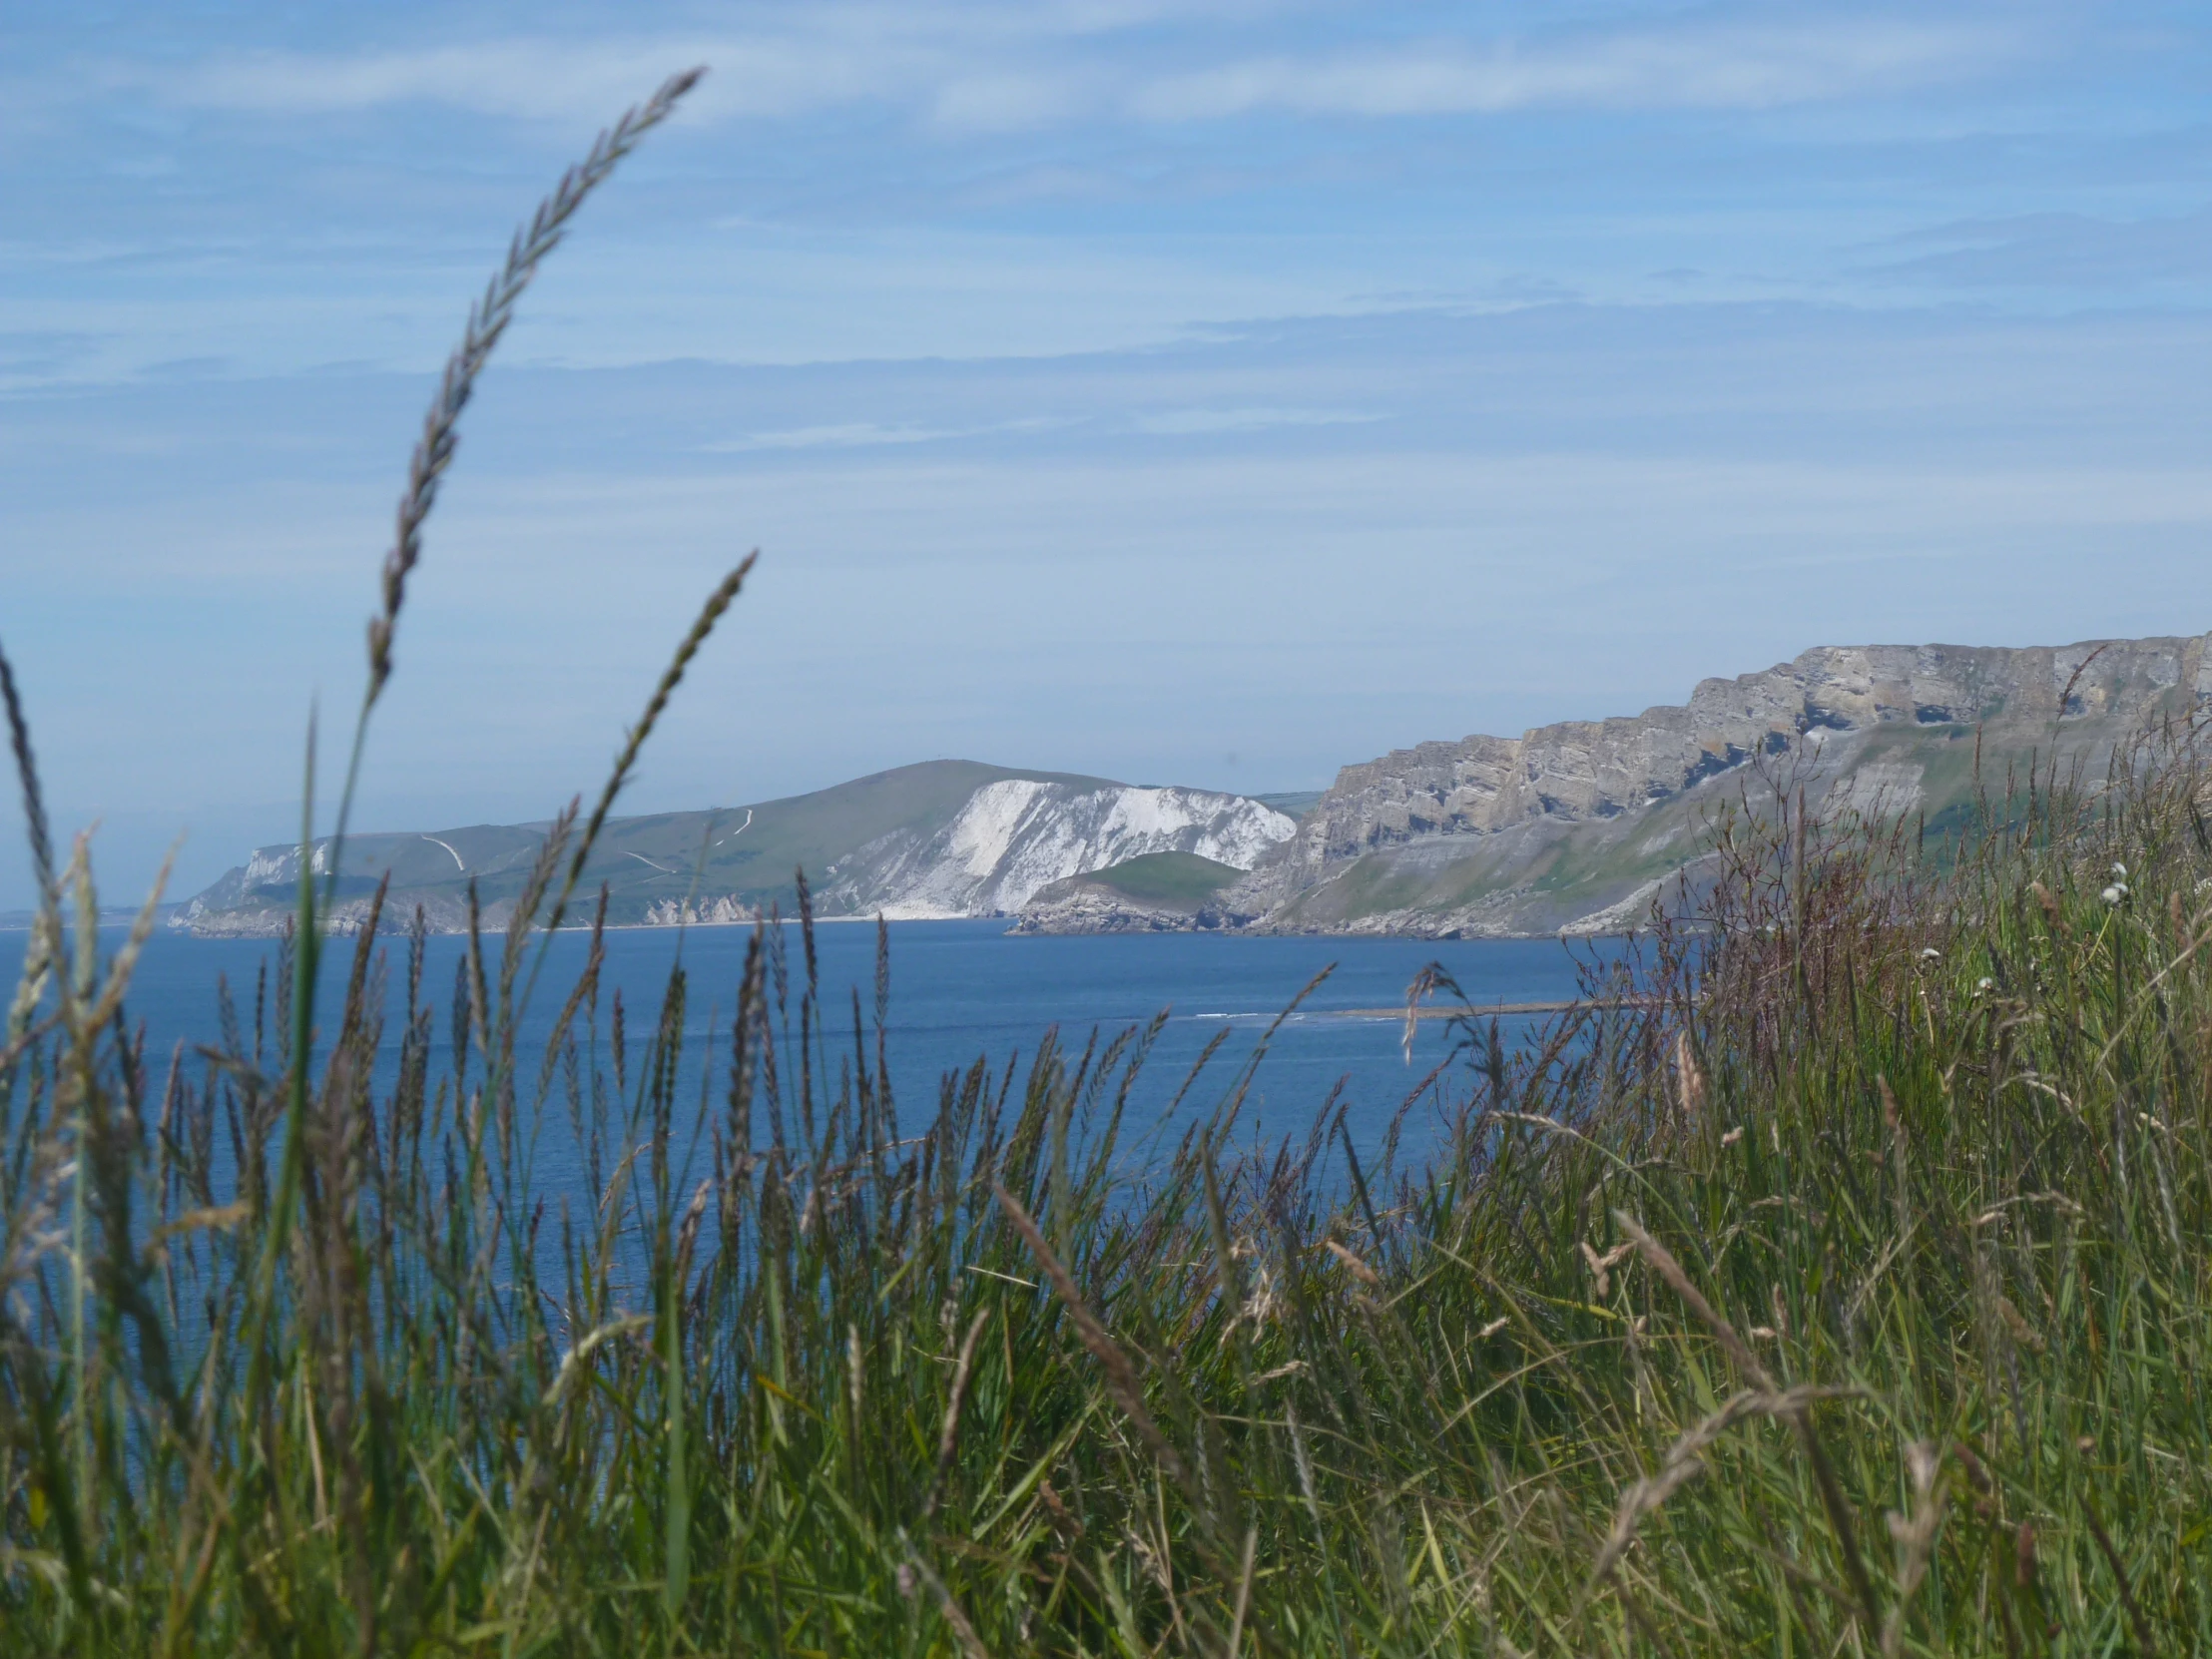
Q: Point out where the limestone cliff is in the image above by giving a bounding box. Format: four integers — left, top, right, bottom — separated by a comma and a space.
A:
1199, 634, 2212, 937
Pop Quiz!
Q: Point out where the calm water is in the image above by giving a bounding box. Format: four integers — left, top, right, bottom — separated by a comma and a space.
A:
27, 920, 1623, 1179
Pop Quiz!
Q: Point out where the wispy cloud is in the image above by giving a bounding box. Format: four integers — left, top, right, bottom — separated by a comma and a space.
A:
707, 421, 966, 452
156, 5, 1141, 126
170, 36, 907, 122
928, 70, 1097, 133
1132, 406, 1381, 434
1126, 22, 2008, 121
1863, 205, 2212, 292
154, 12, 2016, 131
703, 416, 1068, 451
0, 329, 105, 383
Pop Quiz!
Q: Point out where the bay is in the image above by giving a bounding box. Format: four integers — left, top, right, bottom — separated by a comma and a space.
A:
20, 919, 1625, 1180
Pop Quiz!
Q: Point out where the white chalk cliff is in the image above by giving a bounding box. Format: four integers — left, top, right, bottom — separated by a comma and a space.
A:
822, 781, 1295, 918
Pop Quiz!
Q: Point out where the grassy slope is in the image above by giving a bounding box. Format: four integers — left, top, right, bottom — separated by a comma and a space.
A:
198, 758, 1122, 923
586, 759, 1119, 915
1043, 849, 1245, 908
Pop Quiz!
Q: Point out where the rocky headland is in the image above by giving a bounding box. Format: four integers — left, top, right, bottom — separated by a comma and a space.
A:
1019, 633, 2209, 940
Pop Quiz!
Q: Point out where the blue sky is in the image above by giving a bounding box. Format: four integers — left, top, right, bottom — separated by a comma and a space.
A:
4, 1, 2211, 904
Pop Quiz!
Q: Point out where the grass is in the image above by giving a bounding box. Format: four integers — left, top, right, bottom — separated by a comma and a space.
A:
5, 70, 2212, 1657
1056, 851, 1245, 909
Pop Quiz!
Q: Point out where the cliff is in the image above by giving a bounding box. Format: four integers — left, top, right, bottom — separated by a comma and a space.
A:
822, 781, 1286, 919
1044, 634, 2209, 938
174, 635, 2212, 942
171, 762, 1295, 936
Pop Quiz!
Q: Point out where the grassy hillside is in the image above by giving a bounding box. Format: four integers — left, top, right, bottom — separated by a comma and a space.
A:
591, 759, 1118, 917
184, 758, 1120, 928
1046, 848, 1245, 908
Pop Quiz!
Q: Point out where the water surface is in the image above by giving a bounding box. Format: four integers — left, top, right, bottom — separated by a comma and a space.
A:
30, 919, 1623, 1177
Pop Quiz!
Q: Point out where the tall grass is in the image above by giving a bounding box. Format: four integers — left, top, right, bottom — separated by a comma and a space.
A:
4, 73, 2211, 1657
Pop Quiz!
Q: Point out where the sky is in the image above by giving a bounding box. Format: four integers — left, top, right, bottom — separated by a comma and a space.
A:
4, 1, 2212, 906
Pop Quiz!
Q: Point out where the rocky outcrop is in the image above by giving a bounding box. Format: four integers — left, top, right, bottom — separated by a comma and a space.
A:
175, 892, 487, 938
1008, 883, 1213, 935
1219, 634, 2212, 937
641, 895, 754, 927
171, 842, 494, 936
1008, 850, 1247, 935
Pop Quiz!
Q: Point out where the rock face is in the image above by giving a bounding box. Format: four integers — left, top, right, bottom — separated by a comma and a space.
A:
172, 840, 512, 937
1209, 635, 2212, 937
825, 782, 1293, 918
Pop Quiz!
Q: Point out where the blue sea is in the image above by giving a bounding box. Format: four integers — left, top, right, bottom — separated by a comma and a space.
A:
28, 920, 1623, 1179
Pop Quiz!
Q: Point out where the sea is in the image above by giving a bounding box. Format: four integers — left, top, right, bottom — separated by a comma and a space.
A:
18, 919, 1626, 1184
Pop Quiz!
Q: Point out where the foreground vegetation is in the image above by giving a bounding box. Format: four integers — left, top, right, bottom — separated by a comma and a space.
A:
12, 717, 2212, 1656
6, 69, 2211, 1656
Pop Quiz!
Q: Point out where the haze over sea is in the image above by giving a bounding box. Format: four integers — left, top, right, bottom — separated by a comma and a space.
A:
32, 920, 1616, 1178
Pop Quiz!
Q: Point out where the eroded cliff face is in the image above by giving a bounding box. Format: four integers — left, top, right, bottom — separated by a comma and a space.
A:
635, 784, 1296, 925
825, 781, 1294, 918
1217, 635, 2212, 937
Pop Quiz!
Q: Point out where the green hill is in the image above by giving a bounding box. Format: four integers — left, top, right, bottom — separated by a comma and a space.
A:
178, 760, 1120, 931
1055, 850, 1244, 908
